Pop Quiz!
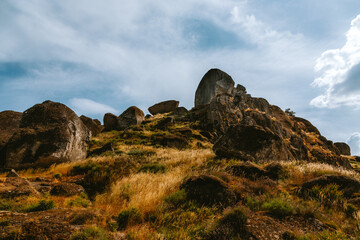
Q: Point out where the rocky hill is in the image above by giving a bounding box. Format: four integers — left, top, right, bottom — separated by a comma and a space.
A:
0, 69, 359, 239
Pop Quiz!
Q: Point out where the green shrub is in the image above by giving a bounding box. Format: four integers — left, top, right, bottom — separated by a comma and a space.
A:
117, 208, 142, 230
70, 226, 110, 240
54, 173, 62, 179
25, 199, 55, 212
69, 212, 95, 225
297, 230, 350, 240
68, 194, 91, 208
261, 197, 294, 218
206, 207, 247, 239
138, 163, 167, 174
164, 190, 187, 208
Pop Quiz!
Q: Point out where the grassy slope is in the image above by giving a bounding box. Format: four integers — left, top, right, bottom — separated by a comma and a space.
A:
1, 113, 360, 239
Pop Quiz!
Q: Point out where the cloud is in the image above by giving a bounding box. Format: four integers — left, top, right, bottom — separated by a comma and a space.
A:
311, 14, 360, 108
347, 132, 360, 155
69, 98, 118, 117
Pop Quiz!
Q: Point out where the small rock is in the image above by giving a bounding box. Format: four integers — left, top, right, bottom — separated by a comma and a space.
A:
6, 169, 19, 178
50, 182, 85, 197
172, 107, 188, 116
226, 162, 267, 180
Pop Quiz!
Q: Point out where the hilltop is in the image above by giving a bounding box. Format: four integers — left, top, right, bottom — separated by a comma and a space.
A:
0, 69, 359, 239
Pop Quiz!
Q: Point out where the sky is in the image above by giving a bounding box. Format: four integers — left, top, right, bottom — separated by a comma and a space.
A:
1, 0, 360, 155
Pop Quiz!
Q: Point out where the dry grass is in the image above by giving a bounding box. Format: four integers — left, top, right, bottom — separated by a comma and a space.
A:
279, 161, 360, 186
95, 148, 213, 214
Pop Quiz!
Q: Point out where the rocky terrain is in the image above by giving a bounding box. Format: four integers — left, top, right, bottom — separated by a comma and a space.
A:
0, 68, 359, 239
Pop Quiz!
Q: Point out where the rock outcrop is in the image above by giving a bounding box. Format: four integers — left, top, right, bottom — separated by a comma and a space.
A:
4, 101, 90, 169
80, 115, 103, 137
195, 68, 235, 107
190, 69, 352, 168
148, 100, 179, 115
334, 142, 351, 156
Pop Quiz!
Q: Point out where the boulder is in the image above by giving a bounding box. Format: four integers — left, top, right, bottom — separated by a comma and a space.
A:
4, 100, 90, 169
334, 142, 351, 156
148, 100, 179, 115
50, 182, 85, 197
195, 68, 235, 107
1, 175, 40, 197
103, 113, 118, 131
180, 175, 236, 207
0, 110, 22, 149
80, 115, 103, 137
301, 175, 360, 198
172, 107, 188, 116
213, 124, 290, 161
117, 106, 144, 130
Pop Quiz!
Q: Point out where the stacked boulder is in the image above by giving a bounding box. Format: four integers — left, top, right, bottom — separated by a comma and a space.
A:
104, 106, 144, 131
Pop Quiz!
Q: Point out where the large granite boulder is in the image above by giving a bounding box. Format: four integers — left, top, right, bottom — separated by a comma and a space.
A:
148, 100, 179, 115
213, 124, 291, 161
80, 115, 103, 137
194, 68, 235, 107
117, 106, 145, 130
334, 142, 351, 156
103, 113, 118, 131
4, 101, 90, 169
0, 111, 22, 149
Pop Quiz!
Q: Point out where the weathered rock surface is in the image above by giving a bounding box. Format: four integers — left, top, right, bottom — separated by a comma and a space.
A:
180, 175, 236, 207
301, 175, 360, 198
4, 101, 90, 169
0, 174, 40, 197
80, 115, 103, 137
172, 107, 188, 116
195, 68, 235, 107
0, 111, 22, 149
103, 113, 118, 131
117, 106, 145, 130
50, 182, 85, 197
148, 100, 179, 115
334, 142, 351, 156
190, 68, 351, 168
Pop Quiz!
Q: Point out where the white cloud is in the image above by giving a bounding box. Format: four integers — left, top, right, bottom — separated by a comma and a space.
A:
311, 14, 360, 108
347, 132, 360, 155
69, 98, 118, 116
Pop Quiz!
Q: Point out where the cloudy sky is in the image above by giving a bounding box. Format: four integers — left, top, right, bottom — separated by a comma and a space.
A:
1, 0, 360, 154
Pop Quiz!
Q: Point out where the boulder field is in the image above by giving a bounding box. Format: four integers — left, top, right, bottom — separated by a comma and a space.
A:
0, 68, 355, 170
